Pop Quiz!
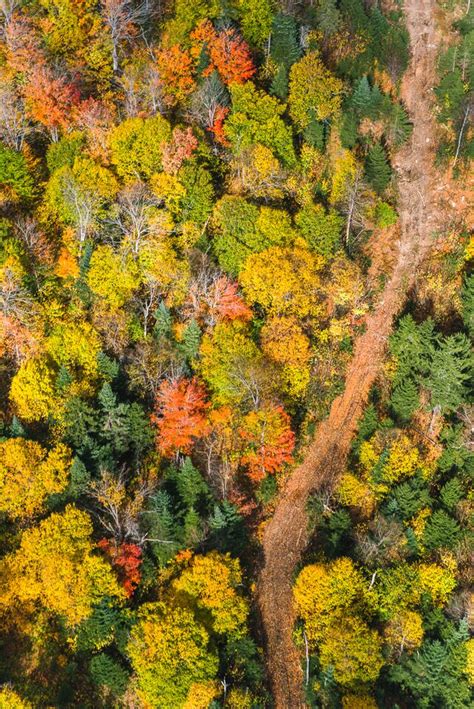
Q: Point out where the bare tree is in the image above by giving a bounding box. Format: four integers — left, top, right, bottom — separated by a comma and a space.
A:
120, 58, 164, 117
0, 0, 20, 34
188, 73, 229, 132
0, 80, 31, 150
108, 181, 160, 254
101, 0, 155, 72
88, 467, 153, 545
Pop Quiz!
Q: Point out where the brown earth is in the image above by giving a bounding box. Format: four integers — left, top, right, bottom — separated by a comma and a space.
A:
256, 1, 463, 706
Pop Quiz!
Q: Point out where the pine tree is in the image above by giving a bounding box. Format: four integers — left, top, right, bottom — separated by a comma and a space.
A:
365, 142, 392, 193
153, 301, 172, 340
352, 76, 372, 116
389, 315, 436, 381
440, 478, 464, 512
387, 476, 431, 521
423, 510, 461, 551
76, 601, 124, 652
390, 376, 419, 422
316, 0, 341, 38
270, 64, 288, 100
303, 113, 325, 150
146, 490, 180, 565
178, 319, 202, 361
170, 457, 209, 509
425, 333, 473, 412
461, 273, 474, 337
386, 103, 413, 148
340, 109, 359, 148
89, 654, 129, 697
270, 14, 301, 70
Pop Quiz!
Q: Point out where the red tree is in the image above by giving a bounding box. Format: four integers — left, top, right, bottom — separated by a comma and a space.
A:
239, 405, 295, 482
152, 377, 209, 457
162, 126, 198, 175
209, 105, 230, 146
155, 44, 195, 107
210, 276, 252, 322
23, 67, 81, 140
191, 20, 255, 85
98, 539, 142, 597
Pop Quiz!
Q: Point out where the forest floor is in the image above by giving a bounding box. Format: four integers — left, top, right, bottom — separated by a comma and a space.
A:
256, 1, 465, 706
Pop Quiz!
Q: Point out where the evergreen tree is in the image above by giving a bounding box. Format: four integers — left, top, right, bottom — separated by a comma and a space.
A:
315, 0, 341, 38
352, 76, 372, 116
424, 333, 473, 413
461, 273, 474, 337
385, 476, 431, 521
389, 315, 436, 381
365, 142, 392, 194
423, 510, 462, 551
270, 64, 288, 100
270, 14, 301, 69
389, 635, 472, 707
89, 654, 129, 697
340, 109, 359, 148
386, 103, 413, 148
440, 479, 464, 513
153, 301, 173, 340
390, 376, 420, 422
178, 319, 202, 362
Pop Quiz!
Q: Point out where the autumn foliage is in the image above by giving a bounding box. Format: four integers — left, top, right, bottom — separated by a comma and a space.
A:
192, 20, 255, 85
239, 405, 295, 481
152, 377, 210, 457
98, 539, 142, 597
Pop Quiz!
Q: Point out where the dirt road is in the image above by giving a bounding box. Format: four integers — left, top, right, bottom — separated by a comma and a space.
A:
257, 2, 450, 706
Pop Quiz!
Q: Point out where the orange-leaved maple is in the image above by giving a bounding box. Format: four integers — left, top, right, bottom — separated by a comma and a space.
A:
192, 20, 255, 86
155, 44, 195, 107
210, 276, 252, 322
162, 126, 198, 175
98, 539, 142, 597
152, 377, 210, 457
239, 405, 295, 481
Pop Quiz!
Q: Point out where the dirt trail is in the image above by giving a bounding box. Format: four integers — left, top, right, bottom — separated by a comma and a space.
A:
257, 2, 450, 706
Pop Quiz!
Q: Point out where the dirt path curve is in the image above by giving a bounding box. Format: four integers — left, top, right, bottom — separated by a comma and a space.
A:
257, 2, 447, 706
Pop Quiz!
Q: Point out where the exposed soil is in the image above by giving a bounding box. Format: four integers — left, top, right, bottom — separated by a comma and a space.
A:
256, 2, 462, 706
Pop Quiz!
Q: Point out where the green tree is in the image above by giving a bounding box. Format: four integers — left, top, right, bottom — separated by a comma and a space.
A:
365, 142, 392, 194
0, 143, 35, 203
295, 203, 343, 257
423, 510, 462, 551
425, 334, 473, 412
109, 116, 172, 181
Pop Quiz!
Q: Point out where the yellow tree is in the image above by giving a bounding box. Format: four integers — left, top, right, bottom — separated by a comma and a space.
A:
260, 315, 312, 396
0, 506, 123, 626
289, 51, 343, 129
127, 602, 219, 708
0, 438, 71, 520
169, 552, 249, 638
239, 245, 324, 319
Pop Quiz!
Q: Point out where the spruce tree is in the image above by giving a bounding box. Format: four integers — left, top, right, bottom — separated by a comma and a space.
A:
390, 376, 419, 422
365, 142, 392, 193
90, 654, 129, 697
178, 318, 201, 362
316, 0, 341, 38
440, 478, 464, 512
352, 76, 372, 116
423, 510, 461, 551
386, 103, 413, 148
270, 64, 288, 100
461, 273, 474, 337
425, 333, 473, 412
270, 14, 301, 70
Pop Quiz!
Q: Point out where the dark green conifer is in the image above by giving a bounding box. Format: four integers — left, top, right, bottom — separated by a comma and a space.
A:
365, 142, 392, 193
